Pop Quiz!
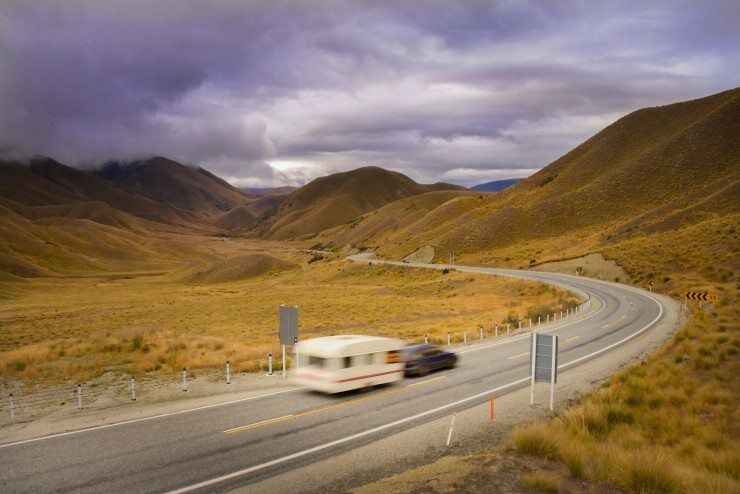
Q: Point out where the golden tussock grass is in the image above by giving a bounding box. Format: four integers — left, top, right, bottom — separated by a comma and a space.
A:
0, 252, 577, 384
509, 287, 739, 493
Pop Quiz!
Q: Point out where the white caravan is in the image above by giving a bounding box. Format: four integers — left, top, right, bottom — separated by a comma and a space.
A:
292, 335, 404, 393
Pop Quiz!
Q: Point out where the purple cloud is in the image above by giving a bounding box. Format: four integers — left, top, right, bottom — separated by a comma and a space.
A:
0, 0, 737, 186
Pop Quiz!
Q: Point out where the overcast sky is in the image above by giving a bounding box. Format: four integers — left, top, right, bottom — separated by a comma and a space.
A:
1, 1, 738, 187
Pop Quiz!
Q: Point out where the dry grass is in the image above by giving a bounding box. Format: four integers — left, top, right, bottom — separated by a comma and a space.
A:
0, 245, 577, 384
509, 286, 739, 493
522, 472, 561, 493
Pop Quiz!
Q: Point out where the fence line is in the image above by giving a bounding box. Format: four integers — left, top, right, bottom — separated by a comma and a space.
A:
2, 300, 591, 425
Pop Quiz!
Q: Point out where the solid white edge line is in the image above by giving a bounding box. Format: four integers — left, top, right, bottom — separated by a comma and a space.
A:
165, 377, 531, 494
457, 292, 606, 355
167, 272, 666, 494
0, 387, 304, 449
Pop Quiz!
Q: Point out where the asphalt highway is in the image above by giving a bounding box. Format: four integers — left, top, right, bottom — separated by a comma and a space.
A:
0, 256, 667, 493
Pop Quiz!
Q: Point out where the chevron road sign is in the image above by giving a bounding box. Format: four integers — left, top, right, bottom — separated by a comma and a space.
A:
684, 292, 719, 302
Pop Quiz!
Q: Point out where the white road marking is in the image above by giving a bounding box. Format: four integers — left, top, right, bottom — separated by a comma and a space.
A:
458, 294, 606, 355
508, 352, 529, 360
565, 335, 581, 343
224, 414, 295, 434
407, 375, 447, 387
167, 282, 665, 493
0, 387, 305, 449
165, 377, 531, 494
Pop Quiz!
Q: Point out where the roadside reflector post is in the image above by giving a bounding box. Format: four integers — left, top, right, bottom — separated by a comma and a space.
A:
547, 314, 550, 324
8, 394, 14, 420
268, 353, 273, 375
182, 368, 187, 392
282, 345, 287, 378
446, 412, 457, 446
226, 361, 231, 384
507, 322, 510, 334
560, 310, 563, 319
529, 318, 532, 330
494, 324, 498, 337
130, 377, 136, 401
480, 327, 483, 341
517, 320, 521, 332
447, 332, 451, 346
549, 338, 557, 411
490, 395, 495, 421
424, 334, 428, 345
76, 384, 83, 410
538, 316, 541, 326
464, 330, 467, 344
530, 336, 536, 405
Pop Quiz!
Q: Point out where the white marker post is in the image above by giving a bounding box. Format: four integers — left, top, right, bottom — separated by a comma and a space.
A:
182, 369, 188, 392
446, 412, 456, 446
494, 324, 498, 337
268, 353, 274, 376
464, 330, 467, 344
549, 337, 557, 411
130, 377, 136, 401
8, 394, 14, 420
447, 332, 451, 346
538, 316, 541, 326
76, 384, 83, 410
529, 336, 536, 405
518, 320, 521, 332
226, 361, 231, 385
479, 328, 483, 341
282, 345, 287, 378
424, 334, 428, 345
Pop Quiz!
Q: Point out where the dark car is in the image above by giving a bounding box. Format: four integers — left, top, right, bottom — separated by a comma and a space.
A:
402, 344, 457, 376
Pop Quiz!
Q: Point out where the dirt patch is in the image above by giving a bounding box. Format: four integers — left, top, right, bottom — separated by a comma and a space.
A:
403, 245, 435, 263
531, 253, 629, 283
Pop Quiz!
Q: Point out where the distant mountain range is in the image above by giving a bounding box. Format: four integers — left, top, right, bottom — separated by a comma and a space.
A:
472, 178, 523, 192
1, 87, 737, 278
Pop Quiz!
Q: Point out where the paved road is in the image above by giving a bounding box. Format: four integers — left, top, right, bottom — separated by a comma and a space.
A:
0, 256, 667, 493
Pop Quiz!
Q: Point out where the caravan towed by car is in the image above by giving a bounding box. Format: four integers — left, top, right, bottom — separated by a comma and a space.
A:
292, 335, 404, 393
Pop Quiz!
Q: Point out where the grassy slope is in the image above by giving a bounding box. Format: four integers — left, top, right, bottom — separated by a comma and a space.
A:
327, 88, 738, 273
0, 251, 580, 383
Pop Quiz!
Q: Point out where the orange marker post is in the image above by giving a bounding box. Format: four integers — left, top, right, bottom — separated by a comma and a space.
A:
490, 395, 495, 421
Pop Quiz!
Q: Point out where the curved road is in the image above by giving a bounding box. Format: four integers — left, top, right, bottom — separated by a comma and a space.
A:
0, 256, 670, 493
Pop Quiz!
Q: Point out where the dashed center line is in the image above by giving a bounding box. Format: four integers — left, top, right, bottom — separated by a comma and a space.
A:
508, 352, 529, 360
565, 335, 581, 343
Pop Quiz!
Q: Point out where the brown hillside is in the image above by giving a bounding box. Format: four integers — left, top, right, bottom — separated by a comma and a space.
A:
360, 88, 739, 266
262, 166, 465, 240
104, 156, 252, 215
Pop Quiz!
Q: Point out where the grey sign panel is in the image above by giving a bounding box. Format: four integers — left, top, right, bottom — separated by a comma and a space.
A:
532, 333, 558, 383
279, 305, 298, 345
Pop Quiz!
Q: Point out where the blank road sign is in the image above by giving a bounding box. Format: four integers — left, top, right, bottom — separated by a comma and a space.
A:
279, 305, 298, 345
532, 333, 558, 383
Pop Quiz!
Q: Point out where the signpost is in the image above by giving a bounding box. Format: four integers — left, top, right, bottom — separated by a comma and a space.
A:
530, 333, 558, 411
279, 305, 299, 378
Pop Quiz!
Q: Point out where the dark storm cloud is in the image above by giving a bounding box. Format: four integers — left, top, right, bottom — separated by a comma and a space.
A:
0, 0, 737, 186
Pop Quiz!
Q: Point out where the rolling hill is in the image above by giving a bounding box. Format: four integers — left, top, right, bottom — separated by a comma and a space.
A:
260, 166, 467, 240
326, 88, 739, 285
98, 156, 253, 215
